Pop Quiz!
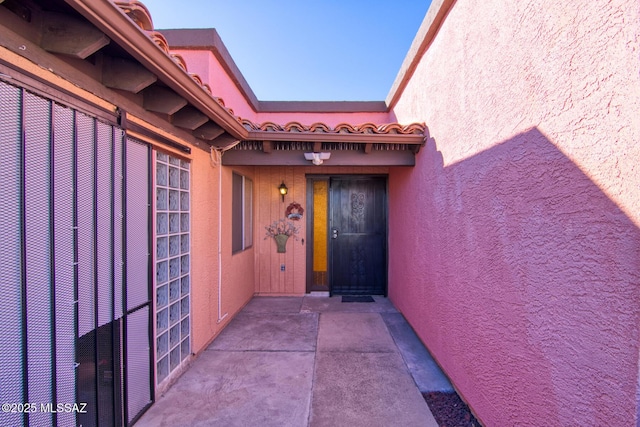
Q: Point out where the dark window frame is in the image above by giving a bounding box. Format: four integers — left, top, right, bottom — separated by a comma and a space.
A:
232, 172, 253, 253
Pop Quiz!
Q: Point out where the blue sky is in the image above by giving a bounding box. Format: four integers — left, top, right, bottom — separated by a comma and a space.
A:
144, 1, 431, 101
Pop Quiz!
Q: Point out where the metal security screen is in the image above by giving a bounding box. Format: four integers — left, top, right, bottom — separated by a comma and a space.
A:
0, 79, 153, 427
0, 74, 26, 427
23, 92, 54, 427
125, 138, 152, 424
52, 102, 78, 427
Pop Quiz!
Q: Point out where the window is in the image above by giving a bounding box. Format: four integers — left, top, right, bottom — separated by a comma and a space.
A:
155, 151, 191, 384
232, 172, 253, 253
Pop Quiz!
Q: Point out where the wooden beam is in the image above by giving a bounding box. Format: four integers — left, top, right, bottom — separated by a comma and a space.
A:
313, 142, 322, 152
364, 143, 373, 154
193, 121, 225, 140
209, 132, 240, 149
171, 106, 208, 130
262, 141, 273, 153
1, 0, 31, 22
102, 56, 157, 93
40, 12, 109, 59
64, 0, 250, 140
143, 85, 187, 115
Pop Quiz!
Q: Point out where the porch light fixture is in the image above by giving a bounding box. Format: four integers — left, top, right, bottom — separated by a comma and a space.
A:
304, 152, 331, 165
278, 182, 288, 202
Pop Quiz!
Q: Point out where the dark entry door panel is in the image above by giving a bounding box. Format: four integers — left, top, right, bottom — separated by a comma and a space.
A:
330, 177, 387, 295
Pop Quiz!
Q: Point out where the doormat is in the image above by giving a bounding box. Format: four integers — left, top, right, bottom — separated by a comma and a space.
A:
341, 295, 375, 303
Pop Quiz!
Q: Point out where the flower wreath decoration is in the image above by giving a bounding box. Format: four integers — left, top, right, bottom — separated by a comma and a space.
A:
285, 202, 304, 220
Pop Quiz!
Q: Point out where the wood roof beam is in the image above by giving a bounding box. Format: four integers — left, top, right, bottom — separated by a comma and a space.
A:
194, 121, 225, 141
143, 85, 187, 115
40, 11, 109, 59
65, 0, 249, 140
262, 141, 273, 153
209, 132, 240, 149
171, 106, 209, 130
102, 56, 157, 93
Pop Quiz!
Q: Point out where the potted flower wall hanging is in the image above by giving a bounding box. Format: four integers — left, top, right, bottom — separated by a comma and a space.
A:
273, 234, 289, 253
265, 218, 299, 253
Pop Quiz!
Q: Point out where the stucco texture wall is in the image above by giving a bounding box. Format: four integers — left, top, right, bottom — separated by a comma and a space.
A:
388, 1, 640, 425
188, 148, 221, 354
189, 153, 255, 354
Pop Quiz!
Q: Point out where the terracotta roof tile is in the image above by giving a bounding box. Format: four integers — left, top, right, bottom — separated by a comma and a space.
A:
239, 119, 426, 136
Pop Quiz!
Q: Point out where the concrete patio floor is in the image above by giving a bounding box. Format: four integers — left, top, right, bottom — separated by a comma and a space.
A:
136, 296, 453, 427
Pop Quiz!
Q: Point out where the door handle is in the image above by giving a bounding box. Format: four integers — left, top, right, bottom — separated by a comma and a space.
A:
332, 229, 339, 239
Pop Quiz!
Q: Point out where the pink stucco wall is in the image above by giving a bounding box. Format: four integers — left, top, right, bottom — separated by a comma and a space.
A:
188, 153, 255, 354
218, 165, 256, 323
174, 50, 259, 122
189, 147, 222, 354
388, 0, 640, 425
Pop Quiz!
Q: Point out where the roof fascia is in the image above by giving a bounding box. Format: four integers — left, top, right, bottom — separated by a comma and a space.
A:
386, 0, 457, 108
246, 131, 424, 145
64, 0, 248, 140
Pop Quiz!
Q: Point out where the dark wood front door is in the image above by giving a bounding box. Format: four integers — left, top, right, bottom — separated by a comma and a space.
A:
329, 177, 387, 295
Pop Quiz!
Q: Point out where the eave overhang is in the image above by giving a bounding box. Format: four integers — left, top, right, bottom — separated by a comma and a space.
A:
222, 143, 418, 166
64, 0, 248, 140
2, 0, 427, 160
223, 121, 426, 166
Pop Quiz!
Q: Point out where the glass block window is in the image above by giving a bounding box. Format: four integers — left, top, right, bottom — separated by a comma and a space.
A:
155, 151, 190, 384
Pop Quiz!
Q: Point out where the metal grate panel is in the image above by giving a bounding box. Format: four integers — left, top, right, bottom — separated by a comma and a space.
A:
96, 122, 113, 328
53, 103, 77, 427
0, 80, 25, 426
126, 306, 151, 423
76, 111, 98, 426
0, 80, 152, 426
114, 129, 124, 320
96, 122, 117, 426
24, 91, 53, 425
126, 138, 150, 310
76, 112, 96, 338
0, 79, 156, 425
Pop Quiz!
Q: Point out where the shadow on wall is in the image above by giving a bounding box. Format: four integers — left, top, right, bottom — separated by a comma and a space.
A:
389, 127, 640, 426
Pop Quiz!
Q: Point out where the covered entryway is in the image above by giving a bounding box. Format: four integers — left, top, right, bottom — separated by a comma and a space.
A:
222, 124, 424, 298
306, 176, 387, 295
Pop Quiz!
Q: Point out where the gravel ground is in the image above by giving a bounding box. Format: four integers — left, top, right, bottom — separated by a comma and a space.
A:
423, 391, 481, 427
